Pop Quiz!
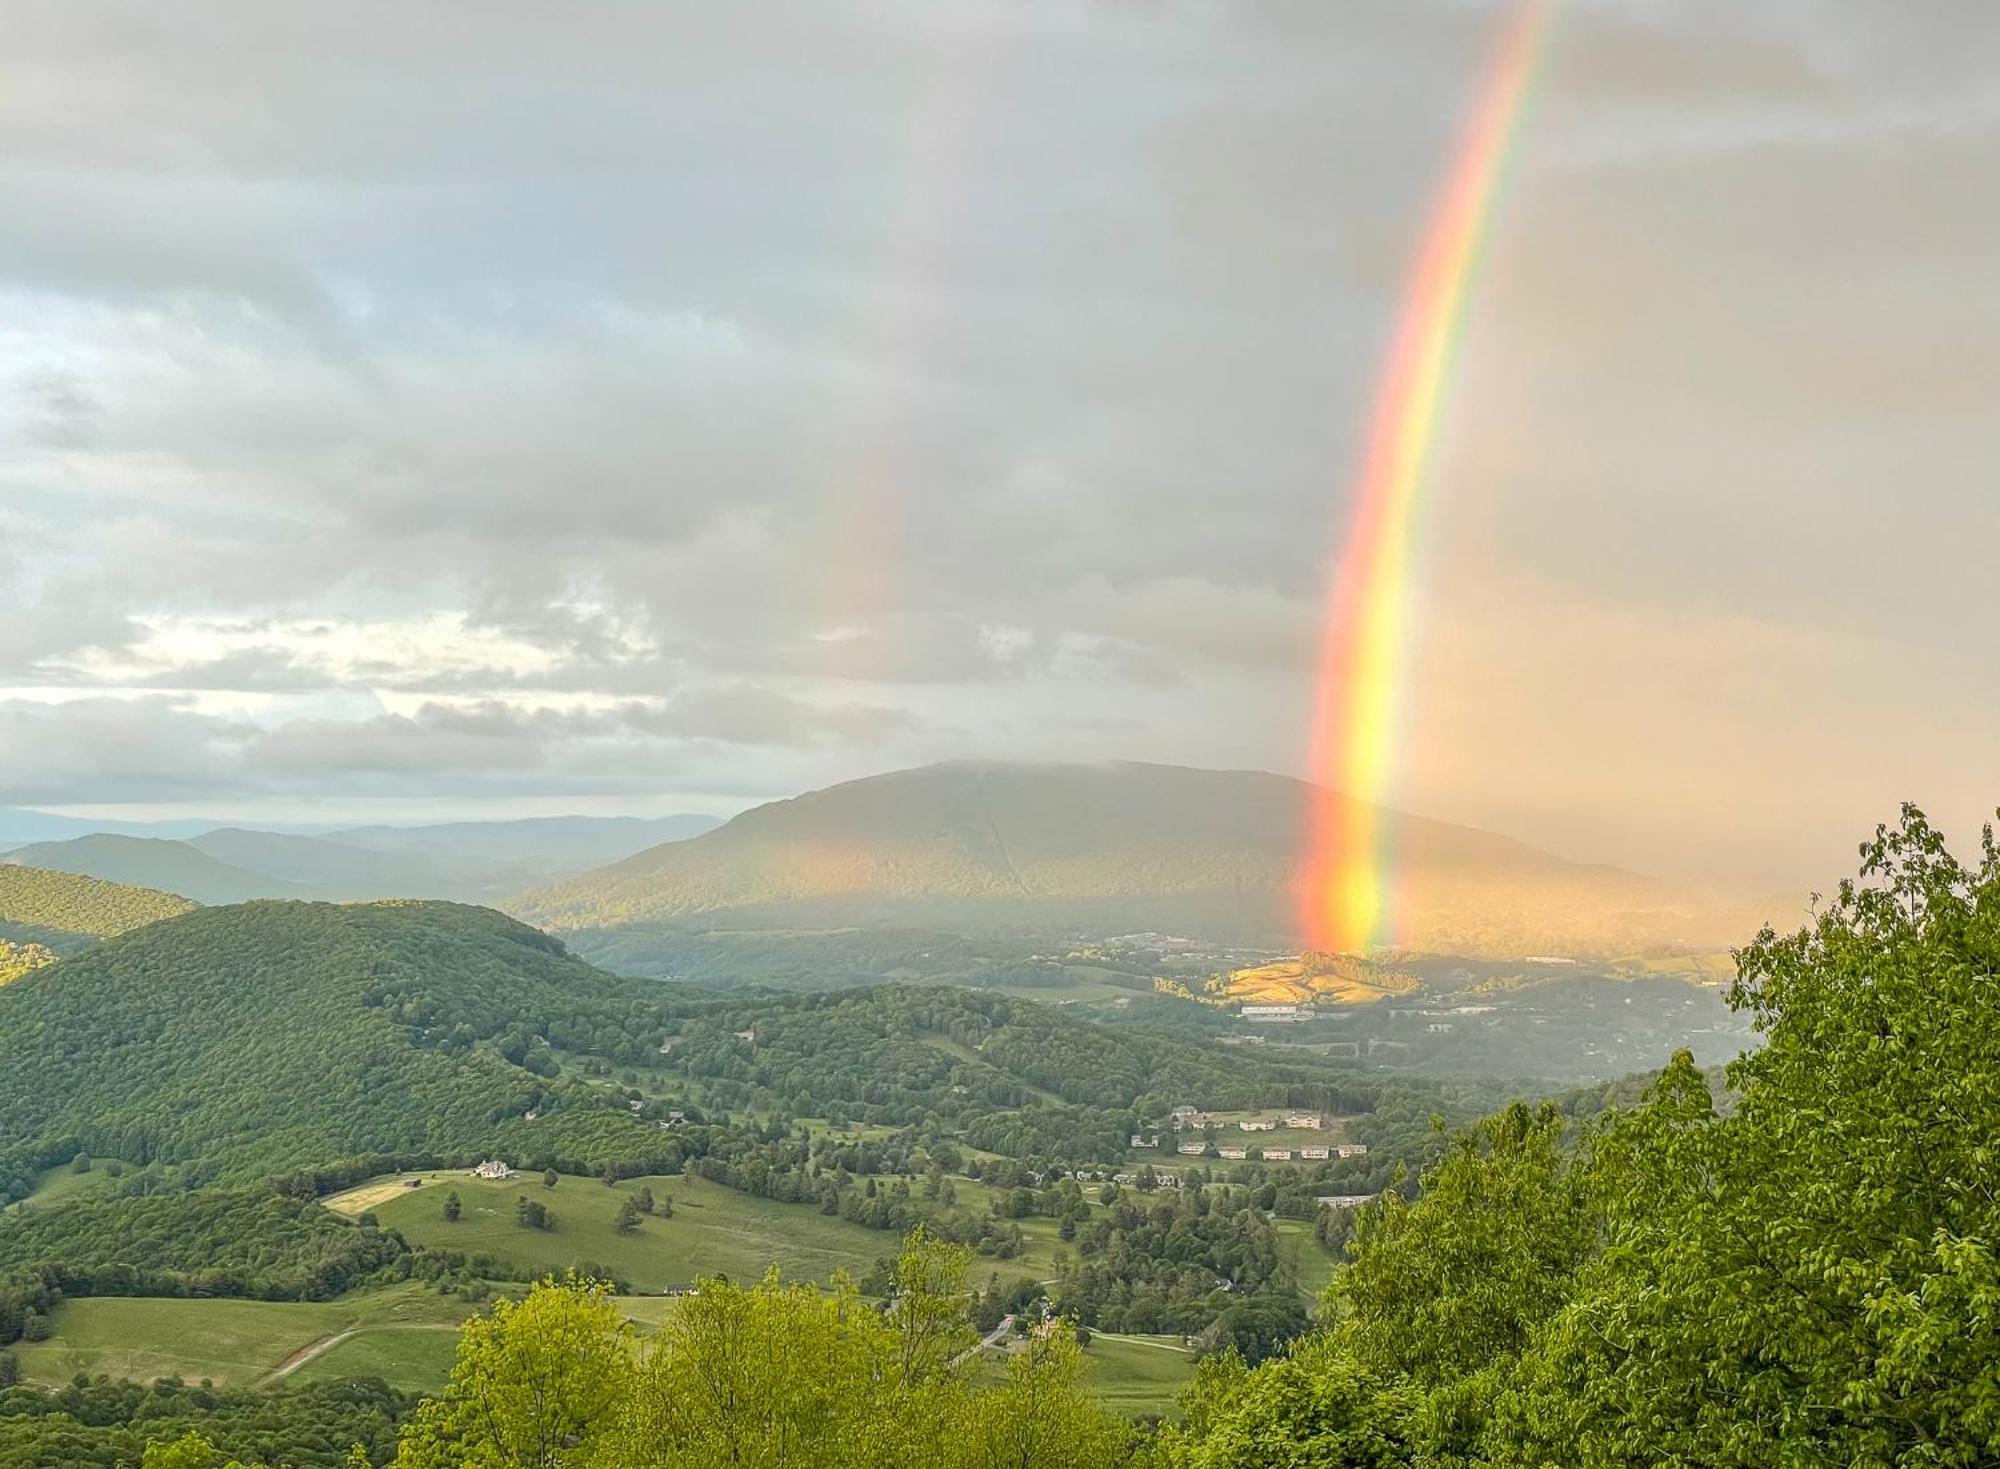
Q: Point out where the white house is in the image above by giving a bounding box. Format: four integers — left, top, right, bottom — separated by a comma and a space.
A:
1239, 1119, 1276, 1132
1218, 1146, 1248, 1160
1178, 1142, 1208, 1155
1334, 1143, 1369, 1158
1285, 1113, 1322, 1129
472, 1160, 514, 1181
1301, 1146, 1330, 1160
1262, 1149, 1293, 1161
1316, 1193, 1378, 1210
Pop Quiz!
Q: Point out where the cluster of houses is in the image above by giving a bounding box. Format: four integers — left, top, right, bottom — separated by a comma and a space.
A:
1238, 1004, 1307, 1023
1154, 1105, 1371, 1166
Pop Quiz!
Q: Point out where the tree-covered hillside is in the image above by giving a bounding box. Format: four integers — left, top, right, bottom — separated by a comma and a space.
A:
3, 834, 295, 906
0, 901, 689, 1203
0, 899, 1413, 1208
0, 863, 195, 950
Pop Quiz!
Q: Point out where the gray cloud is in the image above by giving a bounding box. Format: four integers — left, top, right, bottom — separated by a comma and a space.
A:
1, 1, 1995, 878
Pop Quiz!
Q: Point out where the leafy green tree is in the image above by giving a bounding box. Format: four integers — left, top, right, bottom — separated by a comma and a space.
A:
141, 1433, 227, 1469
1502, 807, 2000, 1466
1168, 808, 2000, 1467
892, 1226, 975, 1384
394, 1276, 633, 1467
967, 1327, 1130, 1469
442, 1190, 461, 1223
544, 1169, 559, 1189
514, 1197, 551, 1231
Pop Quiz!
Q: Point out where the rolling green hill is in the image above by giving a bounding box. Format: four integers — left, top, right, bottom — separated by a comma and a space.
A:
0, 862, 196, 951
3, 833, 304, 905
184, 828, 469, 899
509, 760, 1764, 962
0, 900, 689, 1202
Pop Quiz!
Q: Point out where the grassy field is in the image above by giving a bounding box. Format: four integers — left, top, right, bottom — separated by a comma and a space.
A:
342, 1170, 911, 1293
1080, 1334, 1198, 1418
4, 1162, 123, 1213
974, 1332, 1196, 1419
10, 1283, 476, 1391
1275, 1218, 1338, 1300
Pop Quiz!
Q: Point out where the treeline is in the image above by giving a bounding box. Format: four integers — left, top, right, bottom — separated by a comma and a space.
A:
1150, 809, 2000, 1465
0, 1376, 407, 1469
0, 1185, 537, 1350
0, 864, 194, 943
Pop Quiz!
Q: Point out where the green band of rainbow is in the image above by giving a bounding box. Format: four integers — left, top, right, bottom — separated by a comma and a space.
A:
1303, 0, 1554, 954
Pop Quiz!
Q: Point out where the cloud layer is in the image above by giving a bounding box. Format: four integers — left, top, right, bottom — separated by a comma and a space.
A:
3, 2, 1996, 878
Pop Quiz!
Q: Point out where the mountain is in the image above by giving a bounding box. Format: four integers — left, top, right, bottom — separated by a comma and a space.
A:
0, 861, 198, 949
326, 813, 723, 874
0, 901, 683, 1198
3, 833, 307, 905
6, 816, 729, 910
0, 808, 220, 849
509, 761, 1765, 961
184, 827, 467, 898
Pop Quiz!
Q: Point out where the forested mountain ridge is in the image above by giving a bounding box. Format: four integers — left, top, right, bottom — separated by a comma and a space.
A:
510, 761, 1761, 960
0, 901, 690, 1202
2, 833, 306, 905
0, 863, 195, 951
0, 898, 1402, 1208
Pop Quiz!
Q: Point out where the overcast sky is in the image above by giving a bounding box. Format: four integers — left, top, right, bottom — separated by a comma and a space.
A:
4, 1, 1996, 884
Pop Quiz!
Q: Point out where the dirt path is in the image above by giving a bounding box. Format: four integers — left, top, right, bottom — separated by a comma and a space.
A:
260, 1324, 461, 1385
1088, 1332, 1192, 1353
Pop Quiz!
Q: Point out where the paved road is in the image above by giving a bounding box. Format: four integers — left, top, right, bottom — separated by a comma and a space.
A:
953, 1313, 1015, 1366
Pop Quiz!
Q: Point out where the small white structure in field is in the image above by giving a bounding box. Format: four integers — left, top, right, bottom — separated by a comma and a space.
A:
472, 1160, 514, 1181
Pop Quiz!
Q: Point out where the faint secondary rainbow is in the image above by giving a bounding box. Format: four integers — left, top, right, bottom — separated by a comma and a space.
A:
1302, 0, 1554, 954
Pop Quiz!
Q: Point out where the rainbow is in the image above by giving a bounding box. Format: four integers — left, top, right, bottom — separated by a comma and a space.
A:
1302, 0, 1554, 954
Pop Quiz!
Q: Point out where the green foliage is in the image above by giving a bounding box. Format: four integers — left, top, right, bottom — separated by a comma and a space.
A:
0, 1188, 411, 1346
0, 1376, 406, 1468
0, 941, 56, 986
399, 1228, 1128, 1468
0, 863, 193, 945
1165, 807, 2000, 1466
0, 900, 688, 1202
393, 1276, 633, 1468
1052, 1182, 1306, 1342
